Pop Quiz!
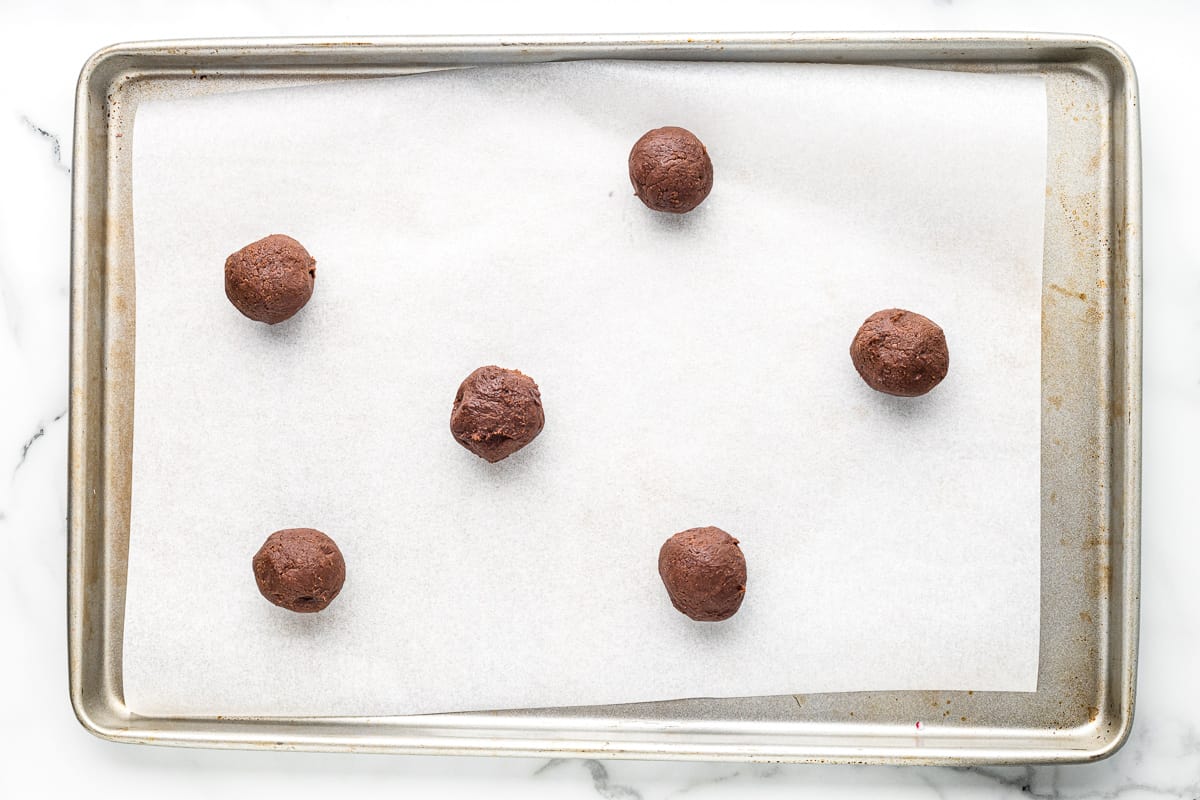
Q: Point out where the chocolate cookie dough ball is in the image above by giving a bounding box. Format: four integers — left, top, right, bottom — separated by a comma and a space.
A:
224, 234, 316, 324
450, 366, 545, 463
850, 309, 949, 397
658, 526, 746, 622
252, 528, 345, 613
628, 126, 714, 213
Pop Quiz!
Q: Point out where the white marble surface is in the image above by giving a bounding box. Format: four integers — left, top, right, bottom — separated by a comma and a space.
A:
1, 0, 1196, 797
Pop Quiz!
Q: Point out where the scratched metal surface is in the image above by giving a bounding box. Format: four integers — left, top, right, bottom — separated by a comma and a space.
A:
67, 33, 1141, 763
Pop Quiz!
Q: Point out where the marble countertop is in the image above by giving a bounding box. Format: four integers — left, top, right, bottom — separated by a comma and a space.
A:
2, 1, 1196, 797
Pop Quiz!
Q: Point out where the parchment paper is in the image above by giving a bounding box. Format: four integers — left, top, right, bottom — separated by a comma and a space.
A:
125, 61, 1046, 717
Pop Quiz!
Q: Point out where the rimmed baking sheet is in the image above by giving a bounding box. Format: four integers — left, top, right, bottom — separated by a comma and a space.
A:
68, 33, 1140, 763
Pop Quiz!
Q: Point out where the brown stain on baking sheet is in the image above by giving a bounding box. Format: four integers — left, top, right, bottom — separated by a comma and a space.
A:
1084, 563, 1114, 602
1110, 395, 1125, 422
1056, 190, 1112, 264
1086, 140, 1108, 175
1047, 282, 1104, 327
1049, 283, 1087, 300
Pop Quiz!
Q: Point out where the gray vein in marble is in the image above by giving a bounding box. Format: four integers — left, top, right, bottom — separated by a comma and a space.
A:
535, 759, 643, 799
957, 765, 1043, 795
663, 770, 740, 798
14, 409, 67, 477
533, 759, 559, 776
1050, 783, 1200, 800
18, 426, 45, 470
946, 764, 1200, 800
950, 765, 1067, 799
21, 116, 70, 174
664, 764, 784, 798
2, 116, 70, 344
914, 769, 946, 799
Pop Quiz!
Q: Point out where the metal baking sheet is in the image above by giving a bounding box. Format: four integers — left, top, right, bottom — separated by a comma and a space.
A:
68, 33, 1141, 764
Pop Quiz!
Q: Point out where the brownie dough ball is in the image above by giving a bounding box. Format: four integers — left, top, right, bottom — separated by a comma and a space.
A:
628, 126, 714, 213
225, 234, 316, 324
252, 528, 345, 613
658, 526, 747, 622
450, 366, 545, 463
850, 308, 950, 397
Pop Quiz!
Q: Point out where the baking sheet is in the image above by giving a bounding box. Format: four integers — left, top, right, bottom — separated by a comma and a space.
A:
124, 60, 1046, 717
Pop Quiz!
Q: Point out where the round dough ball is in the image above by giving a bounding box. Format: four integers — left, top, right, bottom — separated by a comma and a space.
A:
628, 126, 714, 213
850, 308, 949, 397
450, 365, 545, 463
658, 526, 746, 622
252, 528, 345, 613
224, 234, 316, 324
